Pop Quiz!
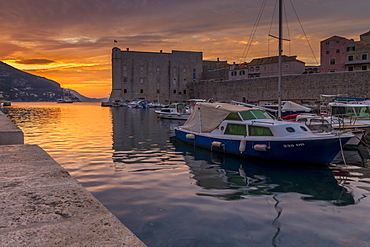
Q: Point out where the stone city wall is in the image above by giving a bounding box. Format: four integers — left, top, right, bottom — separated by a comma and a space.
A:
189, 71, 370, 103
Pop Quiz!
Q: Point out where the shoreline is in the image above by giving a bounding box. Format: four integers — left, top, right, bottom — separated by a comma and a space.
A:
0, 111, 146, 246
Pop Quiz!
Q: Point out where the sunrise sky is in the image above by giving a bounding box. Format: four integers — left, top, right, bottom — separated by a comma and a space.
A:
0, 0, 369, 98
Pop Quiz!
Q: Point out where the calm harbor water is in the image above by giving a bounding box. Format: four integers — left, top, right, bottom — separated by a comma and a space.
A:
2, 102, 370, 247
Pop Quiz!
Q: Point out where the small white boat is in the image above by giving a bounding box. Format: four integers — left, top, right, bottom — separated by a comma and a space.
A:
155, 103, 190, 120
173, 103, 353, 165
128, 99, 148, 108
328, 100, 370, 142
296, 113, 368, 148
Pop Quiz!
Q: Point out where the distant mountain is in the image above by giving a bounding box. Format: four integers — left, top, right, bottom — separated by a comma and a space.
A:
0, 61, 62, 101
0, 61, 107, 102
67, 89, 109, 102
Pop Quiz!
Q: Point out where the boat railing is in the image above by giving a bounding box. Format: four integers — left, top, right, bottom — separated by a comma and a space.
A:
251, 120, 275, 125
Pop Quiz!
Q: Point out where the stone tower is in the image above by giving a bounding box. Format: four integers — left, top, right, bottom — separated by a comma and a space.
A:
108, 48, 203, 103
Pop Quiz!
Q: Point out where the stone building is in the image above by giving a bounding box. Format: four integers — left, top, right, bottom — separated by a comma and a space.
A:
109, 47, 203, 103
228, 55, 305, 80
201, 59, 229, 81
320, 31, 370, 73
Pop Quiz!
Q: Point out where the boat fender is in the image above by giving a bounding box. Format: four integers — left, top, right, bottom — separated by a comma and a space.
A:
212, 141, 223, 147
186, 134, 195, 140
253, 144, 269, 151
239, 140, 246, 153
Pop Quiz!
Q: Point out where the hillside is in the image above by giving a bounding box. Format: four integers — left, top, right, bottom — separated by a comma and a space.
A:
0, 61, 107, 102
0, 61, 63, 101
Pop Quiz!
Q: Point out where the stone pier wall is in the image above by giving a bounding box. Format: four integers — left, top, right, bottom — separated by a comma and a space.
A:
189, 71, 370, 103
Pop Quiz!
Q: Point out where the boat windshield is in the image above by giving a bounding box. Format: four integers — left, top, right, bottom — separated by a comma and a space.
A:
332, 106, 370, 118
240, 110, 272, 120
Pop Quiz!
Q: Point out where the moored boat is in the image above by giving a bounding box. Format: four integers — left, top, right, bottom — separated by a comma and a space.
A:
328, 100, 370, 142
173, 103, 353, 165
295, 113, 368, 148
128, 98, 149, 108
155, 103, 190, 120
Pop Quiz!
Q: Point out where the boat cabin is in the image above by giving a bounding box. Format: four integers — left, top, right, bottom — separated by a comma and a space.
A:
159, 103, 187, 113
330, 103, 370, 119
182, 103, 311, 137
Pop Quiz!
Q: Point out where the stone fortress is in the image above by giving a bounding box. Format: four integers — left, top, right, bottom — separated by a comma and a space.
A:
108, 31, 370, 104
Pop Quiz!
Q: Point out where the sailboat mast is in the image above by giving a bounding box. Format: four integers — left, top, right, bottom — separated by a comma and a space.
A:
277, 0, 283, 119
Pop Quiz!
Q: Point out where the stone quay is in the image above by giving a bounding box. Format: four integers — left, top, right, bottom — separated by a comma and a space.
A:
0, 111, 146, 247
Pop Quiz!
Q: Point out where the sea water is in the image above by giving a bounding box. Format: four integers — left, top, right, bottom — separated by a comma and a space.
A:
2, 102, 370, 247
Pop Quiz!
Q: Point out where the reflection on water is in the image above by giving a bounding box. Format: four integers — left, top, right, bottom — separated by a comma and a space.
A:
172, 141, 355, 205
2, 103, 370, 246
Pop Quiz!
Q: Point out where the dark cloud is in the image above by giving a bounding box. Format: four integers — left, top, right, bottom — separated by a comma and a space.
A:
15, 59, 55, 65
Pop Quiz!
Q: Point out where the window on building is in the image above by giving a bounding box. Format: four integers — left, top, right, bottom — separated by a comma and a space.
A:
123, 78, 127, 82
183, 90, 187, 94
285, 64, 289, 69
329, 70, 336, 72
336, 40, 340, 44
325, 41, 330, 45
256, 66, 260, 72
347, 46, 356, 51
156, 67, 160, 72
336, 49, 340, 53
140, 66, 144, 71
124, 89, 127, 93
362, 65, 368, 71
173, 68, 177, 72
264, 66, 267, 71
326, 50, 330, 54
140, 89, 144, 93
140, 78, 144, 84
348, 55, 354, 61
362, 54, 368, 60
173, 90, 176, 94
123, 65, 127, 70
348, 66, 354, 71
250, 67, 254, 72
183, 68, 187, 72
330, 59, 336, 65
156, 89, 160, 93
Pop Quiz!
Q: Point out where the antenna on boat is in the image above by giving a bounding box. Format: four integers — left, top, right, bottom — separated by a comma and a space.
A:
277, 0, 282, 119
268, 0, 289, 119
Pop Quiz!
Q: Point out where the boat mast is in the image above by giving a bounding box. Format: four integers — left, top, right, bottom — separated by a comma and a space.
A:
277, 0, 283, 119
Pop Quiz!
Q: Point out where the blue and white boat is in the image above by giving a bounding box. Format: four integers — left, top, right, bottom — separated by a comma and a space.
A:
173, 103, 353, 165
